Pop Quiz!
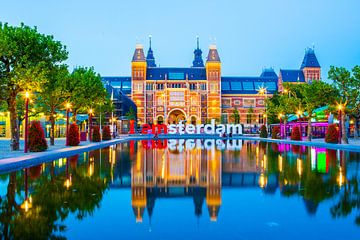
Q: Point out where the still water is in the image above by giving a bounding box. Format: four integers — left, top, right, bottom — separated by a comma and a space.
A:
0, 139, 360, 239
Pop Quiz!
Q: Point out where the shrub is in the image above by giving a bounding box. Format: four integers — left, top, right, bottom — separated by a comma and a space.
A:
68, 123, 80, 146
102, 125, 111, 140
259, 125, 268, 138
28, 120, 48, 152
271, 126, 280, 139
325, 124, 339, 144
92, 125, 101, 142
291, 126, 301, 141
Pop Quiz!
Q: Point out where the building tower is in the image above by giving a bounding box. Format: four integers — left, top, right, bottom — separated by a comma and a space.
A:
205, 45, 222, 121
301, 47, 321, 82
192, 36, 204, 67
131, 44, 147, 124
146, 36, 157, 68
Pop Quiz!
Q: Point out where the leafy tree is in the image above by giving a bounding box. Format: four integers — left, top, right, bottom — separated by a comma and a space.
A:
28, 120, 48, 152
37, 64, 70, 145
125, 106, 136, 120
259, 125, 268, 138
66, 67, 108, 121
350, 66, 360, 139
328, 66, 356, 144
299, 81, 338, 141
0, 22, 68, 150
231, 108, 240, 124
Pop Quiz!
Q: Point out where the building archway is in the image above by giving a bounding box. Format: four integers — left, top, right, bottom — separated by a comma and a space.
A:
167, 109, 187, 124
190, 115, 197, 125
156, 115, 164, 125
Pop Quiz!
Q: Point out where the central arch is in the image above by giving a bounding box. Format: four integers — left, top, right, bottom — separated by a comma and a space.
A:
167, 109, 187, 124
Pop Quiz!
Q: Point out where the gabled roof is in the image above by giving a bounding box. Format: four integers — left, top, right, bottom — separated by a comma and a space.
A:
221, 76, 278, 94
280, 69, 305, 83
300, 48, 320, 69
146, 67, 206, 80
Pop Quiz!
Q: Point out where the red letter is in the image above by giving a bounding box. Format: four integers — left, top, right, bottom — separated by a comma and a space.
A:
142, 124, 151, 134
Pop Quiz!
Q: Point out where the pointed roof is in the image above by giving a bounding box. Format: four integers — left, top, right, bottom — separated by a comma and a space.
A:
280, 69, 305, 82
300, 48, 320, 69
260, 68, 278, 78
192, 37, 204, 67
206, 45, 221, 62
146, 36, 157, 67
132, 44, 146, 62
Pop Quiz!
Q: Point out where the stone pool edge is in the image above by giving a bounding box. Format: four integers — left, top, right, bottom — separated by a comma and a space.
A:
0, 134, 359, 174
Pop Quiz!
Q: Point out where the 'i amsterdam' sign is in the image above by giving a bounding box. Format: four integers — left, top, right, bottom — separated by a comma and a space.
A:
130, 119, 243, 135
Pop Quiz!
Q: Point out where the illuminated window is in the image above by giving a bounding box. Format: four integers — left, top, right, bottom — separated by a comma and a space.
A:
243, 98, 255, 107
233, 100, 240, 105
258, 100, 264, 105
135, 83, 143, 92
210, 83, 218, 93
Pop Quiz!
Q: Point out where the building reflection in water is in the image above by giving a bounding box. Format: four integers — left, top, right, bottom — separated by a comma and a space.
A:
131, 139, 222, 222
121, 139, 354, 223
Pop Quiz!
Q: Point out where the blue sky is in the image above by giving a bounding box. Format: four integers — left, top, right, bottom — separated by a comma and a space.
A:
1, 0, 359, 78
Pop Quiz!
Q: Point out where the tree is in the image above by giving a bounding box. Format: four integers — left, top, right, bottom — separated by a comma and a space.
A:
125, 106, 136, 120
231, 108, 240, 124
92, 126, 101, 142
66, 67, 108, 120
328, 66, 356, 144
350, 66, 360, 139
259, 125, 268, 138
300, 80, 338, 141
102, 126, 111, 140
37, 65, 70, 145
68, 123, 80, 146
0, 22, 68, 150
28, 121, 48, 152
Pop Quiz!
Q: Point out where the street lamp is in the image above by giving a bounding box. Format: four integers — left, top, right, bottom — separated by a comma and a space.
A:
297, 109, 303, 139
24, 91, 30, 153
89, 109, 93, 141
337, 104, 343, 144
278, 113, 283, 139
65, 103, 71, 146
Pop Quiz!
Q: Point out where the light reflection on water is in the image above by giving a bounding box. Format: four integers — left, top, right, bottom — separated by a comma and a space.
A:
0, 139, 360, 239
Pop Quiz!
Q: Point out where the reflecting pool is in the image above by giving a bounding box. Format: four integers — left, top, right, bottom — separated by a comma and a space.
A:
1, 139, 360, 239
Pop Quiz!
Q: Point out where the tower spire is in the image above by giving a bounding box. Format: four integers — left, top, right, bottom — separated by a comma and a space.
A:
149, 35, 152, 49
146, 35, 156, 67
192, 36, 204, 67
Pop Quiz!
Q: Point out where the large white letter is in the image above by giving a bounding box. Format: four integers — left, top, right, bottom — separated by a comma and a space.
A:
196, 124, 204, 134
215, 124, 226, 135
204, 119, 216, 134
168, 124, 177, 134
186, 124, 195, 134
178, 122, 185, 135
227, 124, 242, 134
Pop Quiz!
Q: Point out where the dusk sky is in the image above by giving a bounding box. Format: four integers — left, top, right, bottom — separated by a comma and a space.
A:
1, 0, 359, 78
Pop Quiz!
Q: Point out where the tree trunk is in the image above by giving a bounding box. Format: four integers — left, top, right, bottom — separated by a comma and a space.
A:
50, 113, 55, 146
354, 117, 359, 140
7, 92, 20, 151
283, 119, 287, 139
307, 117, 312, 142
342, 113, 349, 144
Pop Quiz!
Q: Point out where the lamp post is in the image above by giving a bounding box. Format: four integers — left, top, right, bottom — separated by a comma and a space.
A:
278, 113, 283, 139
24, 91, 30, 153
65, 103, 71, 146
297, 110, 303, 139
338, 104, 342, 144
89, 109, 93, 142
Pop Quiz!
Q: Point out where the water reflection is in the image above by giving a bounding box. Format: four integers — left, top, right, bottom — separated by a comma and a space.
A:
0, 139, 359, 239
